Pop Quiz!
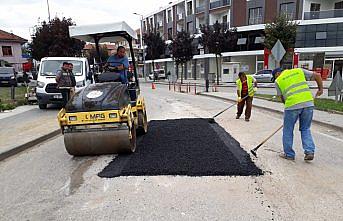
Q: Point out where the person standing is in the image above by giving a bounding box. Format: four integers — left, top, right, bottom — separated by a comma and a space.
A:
107, 46, 129, 84
272, 68, 323, 161
68, 63, 76, 97
56, 62, 76, 108
236, 72, 257, 122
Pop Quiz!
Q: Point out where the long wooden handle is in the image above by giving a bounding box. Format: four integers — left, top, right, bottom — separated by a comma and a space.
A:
253, 125, 283, 150
212, 94, 250, 118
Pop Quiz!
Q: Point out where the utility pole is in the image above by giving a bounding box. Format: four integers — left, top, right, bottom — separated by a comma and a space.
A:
47, 0, 51, 22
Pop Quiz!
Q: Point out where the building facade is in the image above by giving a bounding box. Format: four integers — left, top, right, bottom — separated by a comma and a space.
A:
0, 29, 27, 72
142, 0, 343, 82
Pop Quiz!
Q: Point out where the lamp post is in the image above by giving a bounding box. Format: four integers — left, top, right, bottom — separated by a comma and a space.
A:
133, 12, 146, 81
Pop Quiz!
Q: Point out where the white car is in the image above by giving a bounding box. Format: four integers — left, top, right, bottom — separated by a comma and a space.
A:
149, 69, 165, 80
252, 69, 273, 83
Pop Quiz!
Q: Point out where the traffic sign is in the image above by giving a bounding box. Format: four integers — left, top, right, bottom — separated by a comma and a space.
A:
271, 40, 286, 62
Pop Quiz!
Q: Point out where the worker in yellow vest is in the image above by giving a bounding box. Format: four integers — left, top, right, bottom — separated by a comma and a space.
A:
236, 72, 257, 122
272, 68, 323, 161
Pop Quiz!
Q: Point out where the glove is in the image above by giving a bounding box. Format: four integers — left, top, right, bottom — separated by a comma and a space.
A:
253, 87, 258, 92
237, 97, 242, 103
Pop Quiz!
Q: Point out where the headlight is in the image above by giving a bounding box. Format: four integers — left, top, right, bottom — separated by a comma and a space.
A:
37, 81, 45, 88
11, 76, 15, 79
109, 113, 117, 118
76, 80, 85, 88
69, 116, 77, 121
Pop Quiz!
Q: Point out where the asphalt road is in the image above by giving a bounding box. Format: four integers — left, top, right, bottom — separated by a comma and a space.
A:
0, 83, 342, 221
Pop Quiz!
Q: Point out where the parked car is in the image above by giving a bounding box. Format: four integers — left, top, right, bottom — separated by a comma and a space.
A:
252, 69, 273, 83
0, 67, 17, 86
149, 69, 166, 80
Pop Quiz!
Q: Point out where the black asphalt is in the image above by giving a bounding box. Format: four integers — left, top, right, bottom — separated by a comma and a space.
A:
98, 118, 263, 178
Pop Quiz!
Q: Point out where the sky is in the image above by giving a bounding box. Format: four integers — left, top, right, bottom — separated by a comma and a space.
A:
0, 0, 173, 41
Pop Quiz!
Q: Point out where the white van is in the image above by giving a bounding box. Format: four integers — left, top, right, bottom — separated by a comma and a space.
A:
36, 57, 93, 109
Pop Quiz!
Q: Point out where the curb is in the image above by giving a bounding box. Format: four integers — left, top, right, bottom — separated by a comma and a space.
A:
200, 93, 343, 133
0, 129, 61, 161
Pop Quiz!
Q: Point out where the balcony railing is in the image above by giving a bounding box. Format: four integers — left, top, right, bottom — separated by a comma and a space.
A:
210, 0, 231, 10
196, 5, 205, 13
304, 9, 343, 20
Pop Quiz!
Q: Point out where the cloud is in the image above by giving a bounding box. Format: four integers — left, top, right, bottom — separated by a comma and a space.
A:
0, 0, 173, 40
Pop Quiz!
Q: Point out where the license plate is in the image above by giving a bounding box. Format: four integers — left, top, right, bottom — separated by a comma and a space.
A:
2, 81, 8, 84
53, 94, 63, 99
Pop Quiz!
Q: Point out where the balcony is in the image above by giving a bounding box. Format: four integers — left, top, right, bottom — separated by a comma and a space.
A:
196, 5, 205, 13
210, 0, 231, 10
304, 9, 343, 20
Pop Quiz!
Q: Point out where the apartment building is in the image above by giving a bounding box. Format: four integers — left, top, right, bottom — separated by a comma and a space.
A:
142, 0, 343, 82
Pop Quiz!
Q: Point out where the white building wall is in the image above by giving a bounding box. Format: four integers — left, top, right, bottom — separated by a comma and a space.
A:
303, 0, 341, 12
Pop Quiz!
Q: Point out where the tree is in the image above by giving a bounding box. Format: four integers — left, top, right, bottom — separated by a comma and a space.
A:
30, 17, 85, 60
86, 44, 109, 65
171, 30, 194, 84
200, 21, 238, 84
143, 32, 165, 73
264, 14, 297, 66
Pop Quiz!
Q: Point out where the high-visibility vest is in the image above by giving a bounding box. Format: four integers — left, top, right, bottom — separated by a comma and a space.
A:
236, 75, 255, 97
276, 68, 313, 108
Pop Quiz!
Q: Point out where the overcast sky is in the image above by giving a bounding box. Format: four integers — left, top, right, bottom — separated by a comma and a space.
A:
0, 0, 173, 41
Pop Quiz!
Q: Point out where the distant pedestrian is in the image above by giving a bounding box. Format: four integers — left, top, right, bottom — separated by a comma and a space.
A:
56, 62, 76, 108
236, 72, 257, 122
272, 68, 323, 161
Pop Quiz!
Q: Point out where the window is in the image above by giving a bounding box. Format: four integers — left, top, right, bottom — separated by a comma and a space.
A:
187, 21, 193, 33
2, 46, 12, 56
280, 2, 296, 20
335, 1, 343, 9
248, 7, 262, 25
222, 15, 228, 24
168, 28, 173, 40
310, 3, 320, 12
187, 1, 193, 16
168, 10, 172, 22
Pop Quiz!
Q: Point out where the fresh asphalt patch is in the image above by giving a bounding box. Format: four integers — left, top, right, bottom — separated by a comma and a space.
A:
98, 118, 263, 178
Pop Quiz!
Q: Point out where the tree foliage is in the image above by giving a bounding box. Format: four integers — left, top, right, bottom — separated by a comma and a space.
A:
171, 30, 194, 65
86, 45, 109, 65
264, 14, 297, 50
143, 32, 166, 61
200, 21, 238, 55
30, 17, 85, 60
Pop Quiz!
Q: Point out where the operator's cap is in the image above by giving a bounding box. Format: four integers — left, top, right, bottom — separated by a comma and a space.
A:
271, 68, 283, 82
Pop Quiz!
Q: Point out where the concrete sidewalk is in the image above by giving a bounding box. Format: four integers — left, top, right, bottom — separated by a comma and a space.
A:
0, 106, 60, 161
200, 91, 343, 132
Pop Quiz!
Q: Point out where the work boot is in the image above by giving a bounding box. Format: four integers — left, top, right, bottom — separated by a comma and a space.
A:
279, 153, 295, 161
304, 153, 314, 161
245, 118, 250, 122
236, 115, 240, 119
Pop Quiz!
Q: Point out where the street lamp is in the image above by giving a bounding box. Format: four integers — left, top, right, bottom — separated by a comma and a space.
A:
133, 12, 146, 81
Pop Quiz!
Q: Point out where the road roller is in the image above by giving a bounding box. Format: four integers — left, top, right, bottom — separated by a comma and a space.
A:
57, 21, 148, 156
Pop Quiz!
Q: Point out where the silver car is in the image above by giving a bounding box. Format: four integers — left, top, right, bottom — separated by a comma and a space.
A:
252, 69, 273, 83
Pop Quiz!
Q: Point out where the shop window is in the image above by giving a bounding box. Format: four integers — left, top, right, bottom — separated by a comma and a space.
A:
237, 38, 247, 45
2, 46, 12, 56
316, 32, 327, 40
335, 1, 343, 9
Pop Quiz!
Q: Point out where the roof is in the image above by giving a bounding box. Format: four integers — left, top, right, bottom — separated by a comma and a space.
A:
69, 21, 137, 43
40, 57, 88, 61
0, 29, 27, 44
